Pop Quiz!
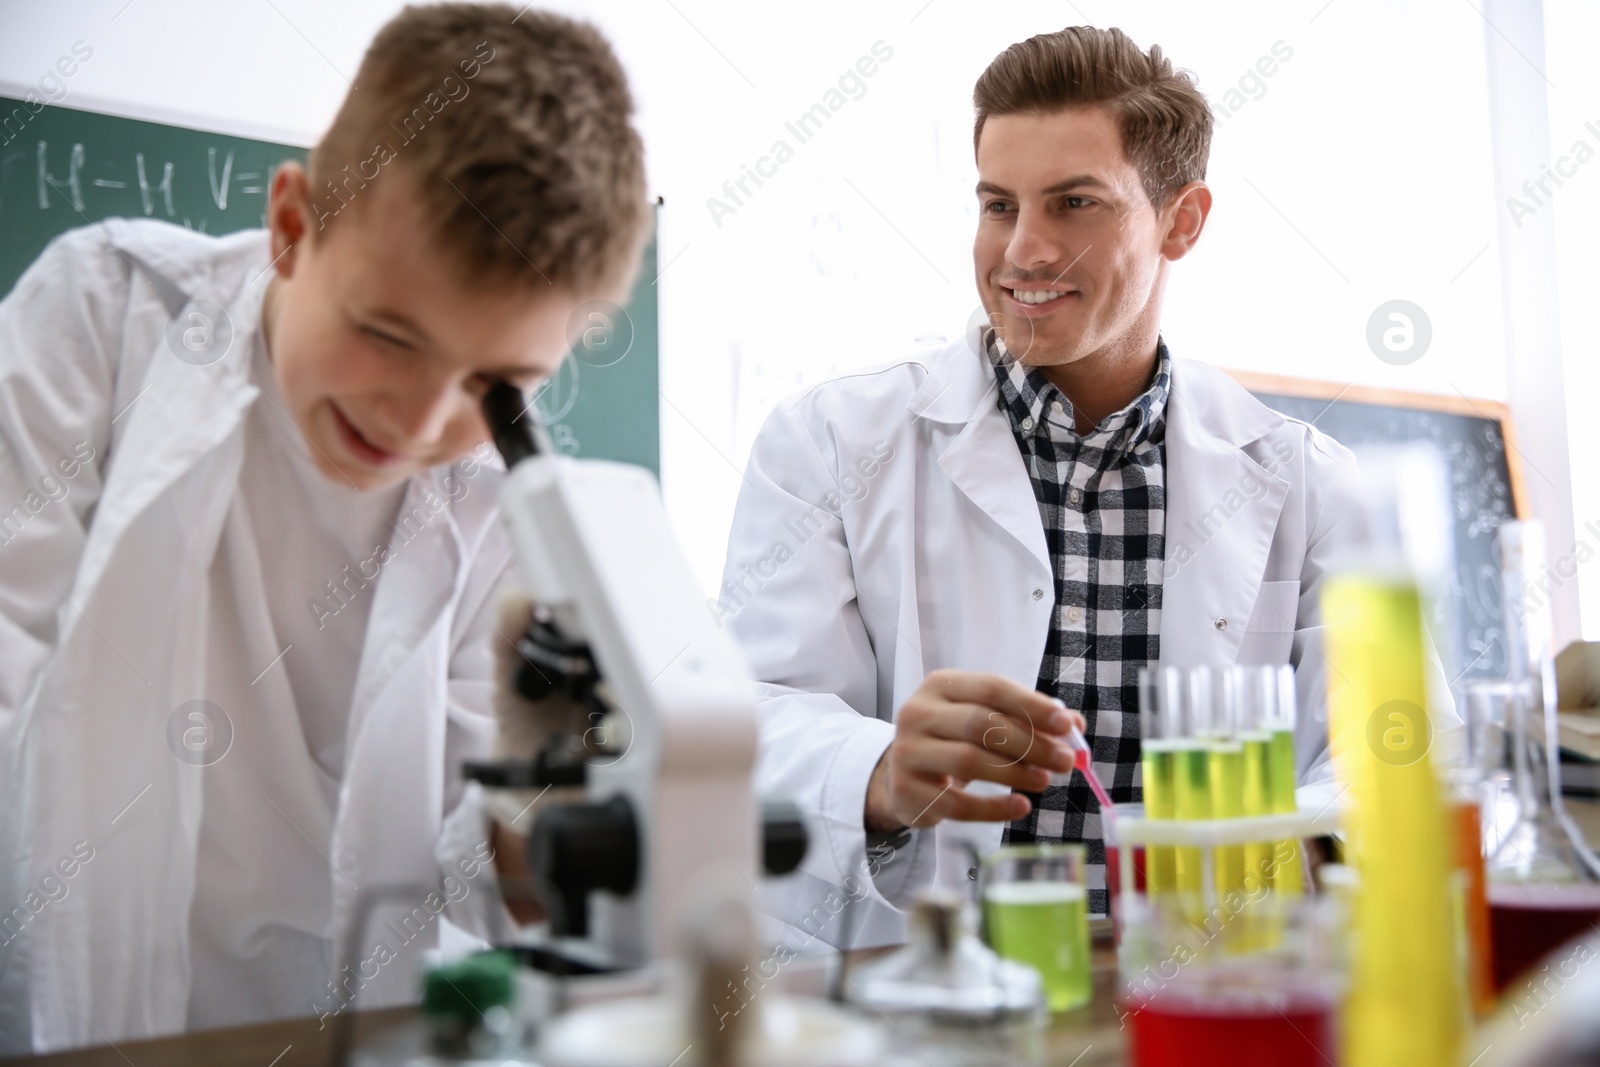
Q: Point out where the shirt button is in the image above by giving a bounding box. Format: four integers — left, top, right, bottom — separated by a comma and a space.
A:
1069, 607, 1084, 623
1069, 487, 1082, 505
1021, 417, 1035, 431
968, 867, 979, 881
1032, 588, 1044, 600
1051, 400, 1064, 414
1215, 617, 1228, 630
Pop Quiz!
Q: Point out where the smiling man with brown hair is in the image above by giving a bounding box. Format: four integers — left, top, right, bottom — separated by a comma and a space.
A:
721, 25, 1398, 945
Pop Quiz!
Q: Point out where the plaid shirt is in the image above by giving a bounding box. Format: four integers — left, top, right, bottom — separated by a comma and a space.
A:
990, 331, 1171, 916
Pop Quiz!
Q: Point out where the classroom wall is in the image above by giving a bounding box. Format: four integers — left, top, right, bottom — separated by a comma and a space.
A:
2, 0, 1590, 636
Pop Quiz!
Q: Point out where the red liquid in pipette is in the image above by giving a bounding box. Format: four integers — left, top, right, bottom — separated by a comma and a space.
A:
1073, 744, 1116, 817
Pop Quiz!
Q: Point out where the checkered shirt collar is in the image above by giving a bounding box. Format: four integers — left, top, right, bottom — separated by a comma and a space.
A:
986, 330, 1173, 454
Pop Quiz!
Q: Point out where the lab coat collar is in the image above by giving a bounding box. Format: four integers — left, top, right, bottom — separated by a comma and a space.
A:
909, 335, 1050, 573
904, 333, 1294, 656
906, 330, 1286, 451
72, 228, 266, 603
905, 330, 997, 425
104, 218, 267, 302
1165, 356, 1288, 451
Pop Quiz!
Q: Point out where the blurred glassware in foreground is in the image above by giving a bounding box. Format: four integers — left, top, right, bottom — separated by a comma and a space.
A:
980, 843, 1092, 1013
1322, 446, 1466, 1067
539, 891, 882, 1067
1136, 663, 1307, 916
1118, 892, 1343, 1067
1480, 521, 1600, 995
351, 951, 532, 1066
846, 891, 1045, 1067
1467, 928, 1600, 1067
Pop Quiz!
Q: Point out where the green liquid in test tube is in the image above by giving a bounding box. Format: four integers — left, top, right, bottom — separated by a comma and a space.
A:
1138, 668, 1181, 894
1141, 741, 1177, 891
1209, 738, 1247, 896
1172, 742, 1210, 896
1269, 724, 1303, 892
1231, 663, 1305, 894
1241, 729, 1275, 888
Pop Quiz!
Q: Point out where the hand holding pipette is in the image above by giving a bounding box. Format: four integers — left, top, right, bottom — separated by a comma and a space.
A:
1048, 722, 1116, 820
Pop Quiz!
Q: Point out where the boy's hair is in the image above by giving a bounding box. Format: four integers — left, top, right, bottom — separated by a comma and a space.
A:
309, 3, 648, 293
973, 26, 1212, 211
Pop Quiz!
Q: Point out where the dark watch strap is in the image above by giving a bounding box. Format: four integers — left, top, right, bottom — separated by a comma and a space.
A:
864, 826, 913, 853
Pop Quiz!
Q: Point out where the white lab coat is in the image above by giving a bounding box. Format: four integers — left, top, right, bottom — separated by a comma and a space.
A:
721, 334, 1452, 948
0, 221, 511, 1052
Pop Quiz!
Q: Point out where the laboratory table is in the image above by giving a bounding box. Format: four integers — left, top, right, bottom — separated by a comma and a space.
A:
11, 797, 1600, 1067
0, 937, 1131, 1066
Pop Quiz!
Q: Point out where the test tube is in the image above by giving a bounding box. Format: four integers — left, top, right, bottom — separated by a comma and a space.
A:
1232, 664, 1303, 893
1209, 669, 1248, 896
1267, 666, 1304, 893
1233, 665, 1276, 889
1138, 668, 1177, 893
1171, 667, 1212, 900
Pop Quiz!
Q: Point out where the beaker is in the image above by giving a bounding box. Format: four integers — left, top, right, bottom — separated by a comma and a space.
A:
1481, 522, 1600, 992
1118, 892, 1343, 1067
981, 844, 1092, 1012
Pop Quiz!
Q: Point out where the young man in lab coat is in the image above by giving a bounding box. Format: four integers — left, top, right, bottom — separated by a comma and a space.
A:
721, 26, 1401, 945
0, 6, 646, 1051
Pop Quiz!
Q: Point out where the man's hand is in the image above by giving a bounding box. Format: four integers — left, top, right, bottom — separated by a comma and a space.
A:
864, 671, 1084, 832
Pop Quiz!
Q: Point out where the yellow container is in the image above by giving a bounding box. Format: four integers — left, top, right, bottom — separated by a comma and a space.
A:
1322, 573, 1466, 1067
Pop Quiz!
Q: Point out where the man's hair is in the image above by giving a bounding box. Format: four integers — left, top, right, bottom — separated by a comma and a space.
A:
973, 26, 1212, 211
309, 3, 648, 293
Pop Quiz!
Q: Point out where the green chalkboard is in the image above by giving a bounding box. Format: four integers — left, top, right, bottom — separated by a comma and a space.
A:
0, 96, 659, 474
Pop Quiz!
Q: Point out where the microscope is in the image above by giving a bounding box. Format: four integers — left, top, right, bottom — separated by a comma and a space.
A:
464, 382, 806, 978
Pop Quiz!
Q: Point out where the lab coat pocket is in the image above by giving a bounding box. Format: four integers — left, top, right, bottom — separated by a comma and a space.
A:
1236, 579, 1300, 664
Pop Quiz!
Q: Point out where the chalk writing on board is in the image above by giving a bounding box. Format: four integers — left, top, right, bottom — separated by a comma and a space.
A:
30, 139, 275, 229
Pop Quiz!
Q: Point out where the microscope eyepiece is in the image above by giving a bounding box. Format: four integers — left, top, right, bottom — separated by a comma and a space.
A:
481, 379, 542, 468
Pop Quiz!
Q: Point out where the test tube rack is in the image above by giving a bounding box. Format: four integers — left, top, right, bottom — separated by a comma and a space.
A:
1107, 802, 1342, 911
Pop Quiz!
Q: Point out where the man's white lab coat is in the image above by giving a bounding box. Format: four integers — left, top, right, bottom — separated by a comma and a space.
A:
0, 221, 510, 1052
720, 334, 1447, 949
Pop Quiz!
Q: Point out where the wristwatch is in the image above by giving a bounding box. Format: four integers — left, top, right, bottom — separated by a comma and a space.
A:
864, 825, 913, 853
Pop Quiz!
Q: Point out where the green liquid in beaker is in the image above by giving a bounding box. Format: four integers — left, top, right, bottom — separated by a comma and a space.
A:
984, 881, 1092, 1012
